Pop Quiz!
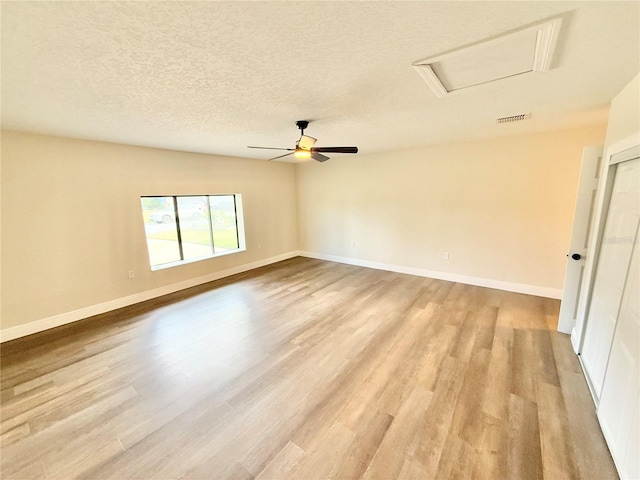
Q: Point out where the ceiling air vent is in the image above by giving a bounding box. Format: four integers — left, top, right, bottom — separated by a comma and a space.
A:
496, 113, 531, 124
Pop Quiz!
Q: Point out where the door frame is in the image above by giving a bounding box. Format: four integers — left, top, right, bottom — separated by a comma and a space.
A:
557, 145, 602, 334
572, 132, 640, 357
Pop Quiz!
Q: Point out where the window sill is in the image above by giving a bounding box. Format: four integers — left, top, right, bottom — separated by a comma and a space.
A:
150, 247, 246, 271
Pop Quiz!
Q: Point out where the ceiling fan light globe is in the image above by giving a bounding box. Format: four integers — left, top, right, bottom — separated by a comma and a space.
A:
298, 135, 317, 150
294, 149, 311, 159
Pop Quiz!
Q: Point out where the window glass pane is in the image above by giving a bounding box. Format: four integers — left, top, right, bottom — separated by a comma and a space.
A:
141, 197, 181, 266
141, 194, 244, 270
177, 196, 213, 260
210, 195, 239, 252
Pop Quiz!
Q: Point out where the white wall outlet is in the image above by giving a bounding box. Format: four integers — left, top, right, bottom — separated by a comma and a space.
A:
258, 242, 262, 249
351, 241, 356, 247
128, 270, 136, 279
443, 252, 450, 260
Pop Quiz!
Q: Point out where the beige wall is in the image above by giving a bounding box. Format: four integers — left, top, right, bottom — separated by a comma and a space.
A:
1, 131, 298, 330
296, 125, 607, 294
604, 73, 640, 148
0, 123, 609, 335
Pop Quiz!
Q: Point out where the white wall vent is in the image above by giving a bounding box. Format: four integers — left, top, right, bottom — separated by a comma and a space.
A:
496, 113, 531, 124
413, 16, 563, 98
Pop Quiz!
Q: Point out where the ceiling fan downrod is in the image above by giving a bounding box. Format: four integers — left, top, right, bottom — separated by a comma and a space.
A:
296, 120, 309, 136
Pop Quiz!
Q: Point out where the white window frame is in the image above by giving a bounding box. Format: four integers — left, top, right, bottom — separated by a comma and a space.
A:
140, 194, 246, 270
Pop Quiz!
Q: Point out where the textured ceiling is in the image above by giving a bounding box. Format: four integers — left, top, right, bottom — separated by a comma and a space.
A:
1, 1, 639, 161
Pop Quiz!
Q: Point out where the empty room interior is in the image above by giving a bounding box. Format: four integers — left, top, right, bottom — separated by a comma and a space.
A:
1, 2, 639, 479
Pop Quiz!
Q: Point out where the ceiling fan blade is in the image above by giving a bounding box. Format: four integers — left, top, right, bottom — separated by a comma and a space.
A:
268, 152, 295, 161
248, 146, 295, 151
297, 135, 317, 151
310, 146, 358, 154
311, 152, 330, 162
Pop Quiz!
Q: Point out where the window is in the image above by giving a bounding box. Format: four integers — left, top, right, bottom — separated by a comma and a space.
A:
140, 194, 245, 269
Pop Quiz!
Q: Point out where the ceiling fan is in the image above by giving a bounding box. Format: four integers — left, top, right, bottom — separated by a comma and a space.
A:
248, 120, 358, 162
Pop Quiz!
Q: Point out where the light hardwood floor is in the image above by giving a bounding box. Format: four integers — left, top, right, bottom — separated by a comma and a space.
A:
1, 257, 617, 479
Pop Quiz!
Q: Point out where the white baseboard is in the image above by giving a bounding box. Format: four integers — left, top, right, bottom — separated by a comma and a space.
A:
298, 251, 563, 299
1, 250, 562, 343
0, 251, 298, 343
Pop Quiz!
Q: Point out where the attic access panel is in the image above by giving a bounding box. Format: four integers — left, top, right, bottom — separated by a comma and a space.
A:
413, 17, 562, 97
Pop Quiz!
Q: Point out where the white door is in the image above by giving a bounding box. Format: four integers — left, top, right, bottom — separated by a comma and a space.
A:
598, 227, 639, 480
558, 146, 603, 334
581, 157, 640, 399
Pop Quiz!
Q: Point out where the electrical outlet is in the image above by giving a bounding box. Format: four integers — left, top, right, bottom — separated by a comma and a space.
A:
351, 241, 356, 247
258, 243, 262, 249
443, 252, 450, 260
128, 270, 136, 279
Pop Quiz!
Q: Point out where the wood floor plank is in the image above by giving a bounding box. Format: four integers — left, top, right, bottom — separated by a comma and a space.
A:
397, 458, 428, 480
508, 393, 543, 480
533, 329, 561, 387
511, 329, 538, 403
0, 385, 139, 477
415, 322, 459, 392
482, 326, 513, 421
409, 356, 467, 477
550, 332, 583, 374
374, 307, 441, 417
327, 409, 393, 479
0, 257, 618, 480
556, 368, 619, 480
47, 437, 125, 480
77, 399, 237, 479
434, 434, 475, 480
537, 382, 581, 480
253, 441, 306, 480
361, 385, 433, 480
449, 348, 491, 444
287, 422, 355, 480
6, 460, 46, 480
471, 412, 508, 480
